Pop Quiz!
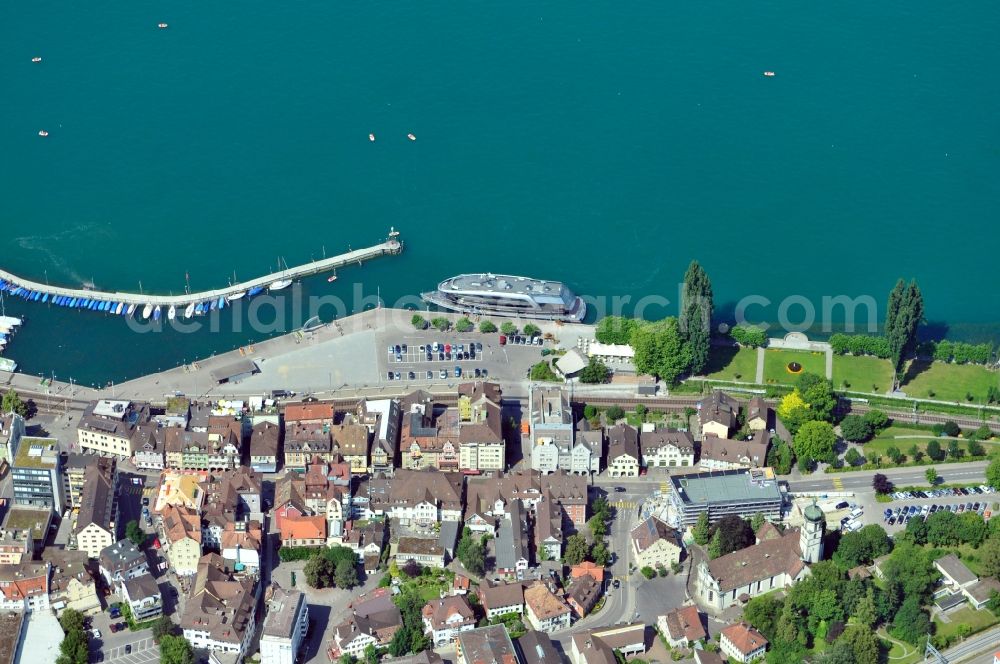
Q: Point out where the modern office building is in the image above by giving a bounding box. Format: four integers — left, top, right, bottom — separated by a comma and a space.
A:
11, 438, 63, 514
667, 468, 783, 527
260, 584, 309, 664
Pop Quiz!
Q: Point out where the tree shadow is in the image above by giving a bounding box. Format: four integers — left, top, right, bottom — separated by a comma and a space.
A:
901, 358, 933, 387
703, 345, 741, 377
918, 320, 950, 343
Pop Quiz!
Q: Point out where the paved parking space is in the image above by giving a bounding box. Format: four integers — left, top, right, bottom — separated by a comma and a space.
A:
103, 635, 158, 664
852, 489, 997, 535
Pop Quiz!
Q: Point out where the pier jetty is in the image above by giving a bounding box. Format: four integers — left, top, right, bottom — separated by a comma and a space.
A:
0, 229, 402, 316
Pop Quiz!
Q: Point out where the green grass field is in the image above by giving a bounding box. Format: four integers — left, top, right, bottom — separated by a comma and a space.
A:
901, 360, 999, 403
703, 346, 759, 382
933, 606, 999, 640
762, 349, 827, 383
832, 355, 895, 393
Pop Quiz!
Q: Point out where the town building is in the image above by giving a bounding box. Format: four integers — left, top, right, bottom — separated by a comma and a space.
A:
154, 471, 206, 512
71, 459, 117, 559
165, 426, 239, 472
934, 553, 1000, 610
606, 424, 640, 477
0, 529, 29, 565
720, 622, 768, 663
422, 595, 476, 646
279, 515, 327, 548
697, 525, 812, 612
0, 560, 50, 612
640, 427, 695, 468
465, 470, 588, 536
0, 412, 25, 467
630, 516, 683, 570
0, 507, 50, 558
250, 421, 282, 473
200, 467, 263, 549
283, 400, 336, 469
221, 519, 263, 573
698, 391, 737, 439
387, 469, 464, 525
455, 625, 519, 664
667, 468, 783, 528
746, 397, 769, 431
496, 500, 530, 580
575, 423, 604, 475
11, 437, 63, 513
534, 493, 564, 562
400, 393, 460, 472
132, 423, 165, 471
336, 521, 386, 573
516, 630, 561, 664
260, 584, 309, 664
529, 387, 590, 474
98, 540, 149, 591
395, 537, 446, 569
161, 504, 203, 576
43, 548, 101, 616
274, 456, 351, 538
570, 624, 646, 664
121, 572, 162, 621
699, 431, 770, 472
181, 554, 257, 658
328, 589, 403, 659
478, 582, 525, 620
331, 414, 371, 475
457, 382, 506, 472
658, 605, 706, 648
357, 398, 400, 475
566, 572, 601, 618
63, 454, 115, 510
77, 399, 151, 458
524, 583, 571, 633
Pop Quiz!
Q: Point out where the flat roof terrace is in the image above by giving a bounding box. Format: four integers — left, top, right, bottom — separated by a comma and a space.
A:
671, 468, 782, 506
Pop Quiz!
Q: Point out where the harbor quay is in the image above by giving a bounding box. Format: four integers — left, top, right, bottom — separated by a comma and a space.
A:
0, 230, 402, 315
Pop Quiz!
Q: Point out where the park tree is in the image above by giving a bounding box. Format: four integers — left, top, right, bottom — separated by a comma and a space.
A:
159, 636, 195, 664
839, 414, 872, 443
941, 420, 961, 437
151, 615, 176, 642
455, 317, 474, 332
59, 608, 85, 634
523, 323, 540, 336
479, 320, 497, 333
833, 525, 890, 569
563, 534, 590, 566
776, 390, 815, 434
955, 511, 987, 547
885, 446, 903, 464
904, 514, 928, 545
712, 515, 754, 557
948, 439, 962, 459
854, 588, 877, 629
871, 473, 894, 495
591, 540, 611, 566
579, 358, 611, 384
925, 468, 938, 485
364, 645, 378, 664
692, 511, 711, 545
335, 559, 359, 589
1, 389, 28, 417
606, 405, 625, 421
926, 439, 945, 461
630, 317, 692, 384
969, 439, 985, 457
988, 458, 1000, 488
303, 555, 336, 588
707, 529, 722, 559
500, 321, 518, 336
890, 596, 931, 645
461, 541, 485, 576
125, 520, 145, 547
797, 373, 837, 423
885, 279, 924, 380
765, 437, 794, 475
431, 317, 451, 331
743, 595, 783, 639
410, 314, 428, 330
980, 537, 1000, 578
840, 626, 881, 664
678, 261, 714, 375
751, 512, 767, 533
793, 421, 837, 467
844, 447, 863, 467
863, 409, 889, 431
595, 316, 639, 345
908, 444, 923, 463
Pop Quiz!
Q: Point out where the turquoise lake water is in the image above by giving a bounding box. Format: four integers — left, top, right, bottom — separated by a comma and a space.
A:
1, 1, 998, 386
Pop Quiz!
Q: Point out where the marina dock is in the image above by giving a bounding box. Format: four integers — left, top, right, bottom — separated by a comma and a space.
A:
0, 229, 402, 318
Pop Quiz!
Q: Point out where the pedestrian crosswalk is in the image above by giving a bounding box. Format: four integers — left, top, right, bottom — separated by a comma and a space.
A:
832, 477, 844, 490
660, 482, 670, 493
611, 501, 637, 510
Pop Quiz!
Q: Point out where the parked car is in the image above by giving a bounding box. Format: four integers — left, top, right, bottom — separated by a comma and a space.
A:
426, 370, 433, 380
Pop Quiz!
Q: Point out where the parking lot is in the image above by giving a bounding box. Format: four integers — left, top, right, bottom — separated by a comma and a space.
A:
877, 484, 996, 533
103, 635, 158, 664
376, 329, 544, 387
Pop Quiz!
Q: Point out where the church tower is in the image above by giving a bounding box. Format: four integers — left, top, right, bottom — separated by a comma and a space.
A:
800, 500, 825, 563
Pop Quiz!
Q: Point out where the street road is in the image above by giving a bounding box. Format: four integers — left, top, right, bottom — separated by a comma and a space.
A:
787, 461, 990, 493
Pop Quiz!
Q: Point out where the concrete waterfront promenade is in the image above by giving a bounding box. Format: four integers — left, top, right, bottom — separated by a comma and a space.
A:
0, 232, 402, 309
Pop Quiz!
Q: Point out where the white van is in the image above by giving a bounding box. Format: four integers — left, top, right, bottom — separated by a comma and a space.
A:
849, 507, 864, 520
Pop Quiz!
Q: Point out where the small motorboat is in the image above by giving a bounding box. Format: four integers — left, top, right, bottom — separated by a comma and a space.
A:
158, 23, 169, 29
114, 303, 123, 315
127, 304, 137, 316
763, 71, 775, 77
269, 279, 293, 291
153, 305, 162, 321
167, 305, 176, 320
327, 274, 338, 283
407, 133, 416, 141
227, 291, 246, 301
217, 296, 226, 310
369, 133, 376, 142
184, 302, 195, 319
142, 303, 153, 319
31, 57, 42, 63
38, 130, 49, 137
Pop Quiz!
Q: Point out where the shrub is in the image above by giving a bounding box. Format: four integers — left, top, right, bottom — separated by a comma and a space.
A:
828, 333, 891, 358
729, 325, 767, 348
500, 321, 518, 336
479, 320, 498, 333
606, 405, 625, 421
942, 421, 961, 437
840, 415, 873, 443
523, 323, 540, 336
641, 566, 656, 580
455, 317, 474, 332
863, 409, 889, 432
411, 314, 428, 330
431, 317, 451, 331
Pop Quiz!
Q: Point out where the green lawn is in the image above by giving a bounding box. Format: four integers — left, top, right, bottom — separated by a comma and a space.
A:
832, 355, 894, 394
860, 425, 998, 463
901, 360, 1000, 404
933, 606, 999, 640
762, 349, 827, 384
704, 346, 759, 382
